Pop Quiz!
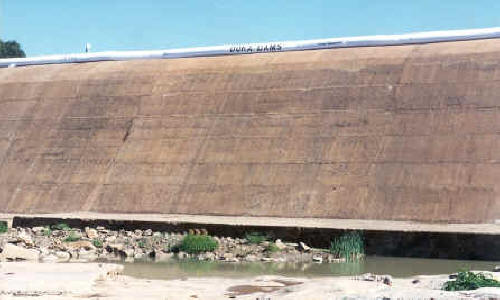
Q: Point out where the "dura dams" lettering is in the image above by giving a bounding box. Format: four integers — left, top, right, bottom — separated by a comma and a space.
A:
229, 44, 283, 53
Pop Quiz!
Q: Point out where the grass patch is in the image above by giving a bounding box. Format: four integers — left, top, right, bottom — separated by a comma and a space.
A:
52, 223, 71, 231
443, 270, 500, 291
92, 239, 103, 248
43, 226, 52, 236
265, 243, 280, 253
0, 221, 7, 233
245, 232, 269, 244
180, 235, 218, 254
63, 231, 81, 242
330, 231, 364, 261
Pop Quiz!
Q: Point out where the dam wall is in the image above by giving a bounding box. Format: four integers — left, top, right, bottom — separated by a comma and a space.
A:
1, 39, 500, 224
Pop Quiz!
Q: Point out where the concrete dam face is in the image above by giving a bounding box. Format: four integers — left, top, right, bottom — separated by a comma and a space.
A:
1, 39, 500, 224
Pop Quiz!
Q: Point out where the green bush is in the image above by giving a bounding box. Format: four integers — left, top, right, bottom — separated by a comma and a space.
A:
52, 223, 71, 231
0, 221, 7, 233
245, 232, 269, 244
92, 239, 103, 248
137, 240, 146, 248
63, 231, 81, 242
180, 235, 218, 254
443, 271, 500, 291
330, 231, 364, 261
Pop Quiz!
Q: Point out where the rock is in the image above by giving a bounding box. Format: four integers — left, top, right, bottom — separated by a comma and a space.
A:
494, 266, 500, 272
299, 242, 311, 252
106, 236, 117, 243
275, 239, 286, 250
107, 243, 124, 252
0, 243, 40, 261
261, 257, 274, 262
67, 230, 83, 240
18, 231, 34, 246
79, 249, 98, 261
85, 228, 99, 239
62, 240, 95, 251
32, 227, 45, 236
312, 254, 323, 263
40, 254, 58, 262
244, 254, 258, 262
55, 251, 71, 262
121, 248, 135, 258
153, 231, 162, 237
222, 252, 234, 260
284, 242, 299, 248
225, 257, 239, 262
357, 273, 392, 285
154, 251, 174, 262
205, 252, 216, 261
143, 229, 153, 236
260, 241, 270, 247
134, 230, 143, 237
177, 251, 189, 259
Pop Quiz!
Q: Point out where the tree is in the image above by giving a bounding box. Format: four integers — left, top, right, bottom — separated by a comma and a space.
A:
0, 40, 26, 58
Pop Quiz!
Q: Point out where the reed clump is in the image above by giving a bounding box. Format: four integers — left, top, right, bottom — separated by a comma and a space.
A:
330, 231, 365, 261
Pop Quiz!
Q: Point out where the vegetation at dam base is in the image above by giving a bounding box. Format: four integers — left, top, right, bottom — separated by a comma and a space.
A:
443, 270, 500, 291
0, 223, 367, 265
0, 221, 7, 233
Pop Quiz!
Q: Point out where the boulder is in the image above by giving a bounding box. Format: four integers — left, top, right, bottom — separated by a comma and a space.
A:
32, 227, 45, 236
494, 266, 500, 272
85, 228, 99, 239
143, 229, 153, 236
107, 243, 124, 252
312, 254, 323, 263
154, 251, 174, 262
78, 249, 98, 261
0, 243, 40, 261
40, 254, 58, 262
274, 239, 286, 250
121, 248, 135, 258
357, 273, 393, 286
62, 240, 95, 251
299, 242, 311, 252
245, 254, 258, 262
55, 251, 71, 262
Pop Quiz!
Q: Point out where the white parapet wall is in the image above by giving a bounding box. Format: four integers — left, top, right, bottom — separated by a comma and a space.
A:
1, 27, 500, 68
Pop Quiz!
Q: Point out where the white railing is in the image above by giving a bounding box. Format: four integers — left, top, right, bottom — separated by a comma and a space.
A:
1, 27, 500, 68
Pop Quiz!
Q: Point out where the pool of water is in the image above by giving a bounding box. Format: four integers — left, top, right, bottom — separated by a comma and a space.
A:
122, 256, 499, 280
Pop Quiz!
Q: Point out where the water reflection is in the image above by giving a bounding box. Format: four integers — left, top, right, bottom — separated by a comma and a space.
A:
122, 256, 499, 280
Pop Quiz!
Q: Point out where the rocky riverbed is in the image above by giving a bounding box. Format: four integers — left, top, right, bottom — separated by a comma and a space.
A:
0, 225, 341, 264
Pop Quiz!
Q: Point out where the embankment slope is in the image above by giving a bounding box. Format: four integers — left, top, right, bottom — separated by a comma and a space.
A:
1, 39, 500, 223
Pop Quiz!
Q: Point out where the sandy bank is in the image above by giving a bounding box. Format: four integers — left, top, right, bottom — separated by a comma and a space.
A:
1, 262, 500, 299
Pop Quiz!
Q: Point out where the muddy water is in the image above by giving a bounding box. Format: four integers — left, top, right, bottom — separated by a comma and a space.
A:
122, 256, 499, 280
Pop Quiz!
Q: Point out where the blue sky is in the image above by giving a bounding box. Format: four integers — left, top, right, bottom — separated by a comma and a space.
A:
2, 0, 500, 57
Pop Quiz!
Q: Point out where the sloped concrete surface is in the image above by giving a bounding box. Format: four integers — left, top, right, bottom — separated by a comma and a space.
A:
1, 39, 500, 223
